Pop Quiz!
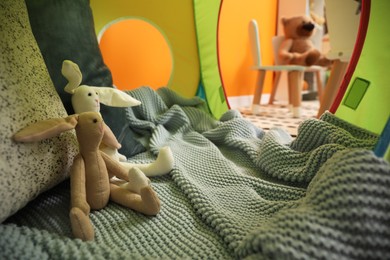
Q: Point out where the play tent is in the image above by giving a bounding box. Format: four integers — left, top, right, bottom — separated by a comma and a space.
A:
91, 0, 277, 119
91, 0, 389, 160
1, 0, 389, 258
329, 0, 390, 159
92, 0, 229, 119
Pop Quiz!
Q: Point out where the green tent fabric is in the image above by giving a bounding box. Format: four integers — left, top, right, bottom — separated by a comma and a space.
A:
2, 87, 389, 259
335, 1, 390, 135
193, 0, 229, 119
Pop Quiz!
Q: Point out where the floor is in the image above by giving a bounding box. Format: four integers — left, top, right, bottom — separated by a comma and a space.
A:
239, 100, 320, 137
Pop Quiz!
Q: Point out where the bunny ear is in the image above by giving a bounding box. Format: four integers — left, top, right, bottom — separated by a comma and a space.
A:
91, 87, 141, 107
62, 60, 82, 94
13, 115, 78, 142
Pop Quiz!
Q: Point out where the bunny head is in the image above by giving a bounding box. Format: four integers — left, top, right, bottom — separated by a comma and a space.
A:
62, 60, 141, 114
70, 85, 141, 114
74, 112, 105, 152
13, 112, 116, 153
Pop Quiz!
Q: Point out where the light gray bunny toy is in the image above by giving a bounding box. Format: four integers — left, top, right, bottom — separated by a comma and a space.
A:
61, 60, 174, 178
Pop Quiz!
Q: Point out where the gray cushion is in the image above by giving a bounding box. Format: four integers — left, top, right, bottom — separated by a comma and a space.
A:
25, 0, 145, 157
25, 0, 112, 115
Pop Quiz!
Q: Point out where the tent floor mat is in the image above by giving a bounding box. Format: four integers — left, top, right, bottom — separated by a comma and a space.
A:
239, 100, 320, 137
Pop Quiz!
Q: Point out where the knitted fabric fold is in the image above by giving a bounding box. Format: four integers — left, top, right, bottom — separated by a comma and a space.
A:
3, 87, 388, 259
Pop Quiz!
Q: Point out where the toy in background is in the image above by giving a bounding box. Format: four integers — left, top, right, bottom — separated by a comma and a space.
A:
278, 15, 332, 67
61, 60, 174, 177
13, 112, 161, 241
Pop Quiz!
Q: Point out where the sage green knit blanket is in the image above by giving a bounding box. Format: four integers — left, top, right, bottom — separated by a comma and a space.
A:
1, 87, 389, 259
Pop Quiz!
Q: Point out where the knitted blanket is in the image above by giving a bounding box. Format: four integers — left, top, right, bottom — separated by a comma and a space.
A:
1, 87, 389, 259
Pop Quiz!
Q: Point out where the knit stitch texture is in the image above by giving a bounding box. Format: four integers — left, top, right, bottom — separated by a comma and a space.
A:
2, 87, 389, 259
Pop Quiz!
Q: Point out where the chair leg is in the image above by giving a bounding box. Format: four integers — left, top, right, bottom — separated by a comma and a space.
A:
252, 70, 266, 115
315, 71, 323, 104
316, 60, 349, 118
269, 71, 281, 105
288, 71, 304, 117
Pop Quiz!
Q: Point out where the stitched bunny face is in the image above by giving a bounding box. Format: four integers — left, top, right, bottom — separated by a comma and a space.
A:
72, 85, 101, 113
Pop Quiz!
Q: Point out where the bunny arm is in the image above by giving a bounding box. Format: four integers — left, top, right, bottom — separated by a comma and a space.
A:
101, 122, 121, 149
70, 154, 90, 214
101, 151, 129, 181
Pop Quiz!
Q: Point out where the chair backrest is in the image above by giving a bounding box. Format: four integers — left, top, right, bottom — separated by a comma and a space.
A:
271, 35, 285, 65
249, 20, 286, 68
248, 19, 261, 67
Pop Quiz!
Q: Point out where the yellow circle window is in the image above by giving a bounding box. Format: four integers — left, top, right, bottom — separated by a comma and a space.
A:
99, 18, 173, 90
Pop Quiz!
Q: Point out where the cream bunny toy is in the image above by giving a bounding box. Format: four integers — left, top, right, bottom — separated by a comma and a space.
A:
61, 60, 174, 177
13, 112, 161, 241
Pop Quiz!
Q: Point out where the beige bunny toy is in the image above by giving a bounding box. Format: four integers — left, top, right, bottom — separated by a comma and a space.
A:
13, 112, 161, 241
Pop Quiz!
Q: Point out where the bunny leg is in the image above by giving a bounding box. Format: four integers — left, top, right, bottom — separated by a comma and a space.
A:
110, 184, 161, 216
69, 207, 94, 241
120, 146, 174, 177
69, 155, 95, 241
101, 151, 130, 181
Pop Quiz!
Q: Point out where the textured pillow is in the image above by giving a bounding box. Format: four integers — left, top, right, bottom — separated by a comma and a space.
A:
0, 0, 78, 222
25, 0, 146, 157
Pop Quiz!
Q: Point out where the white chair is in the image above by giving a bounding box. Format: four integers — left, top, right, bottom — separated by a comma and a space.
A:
249, 19, 325, 117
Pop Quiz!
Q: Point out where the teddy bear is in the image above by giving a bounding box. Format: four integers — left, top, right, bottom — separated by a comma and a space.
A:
278, 15, 331, 67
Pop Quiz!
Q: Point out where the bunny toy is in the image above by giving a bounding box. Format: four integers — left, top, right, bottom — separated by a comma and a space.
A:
61, 60, 174, 177
13, 112, 161, 241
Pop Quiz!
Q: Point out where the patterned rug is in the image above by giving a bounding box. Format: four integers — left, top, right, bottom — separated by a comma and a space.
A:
239, 101, 320, 137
